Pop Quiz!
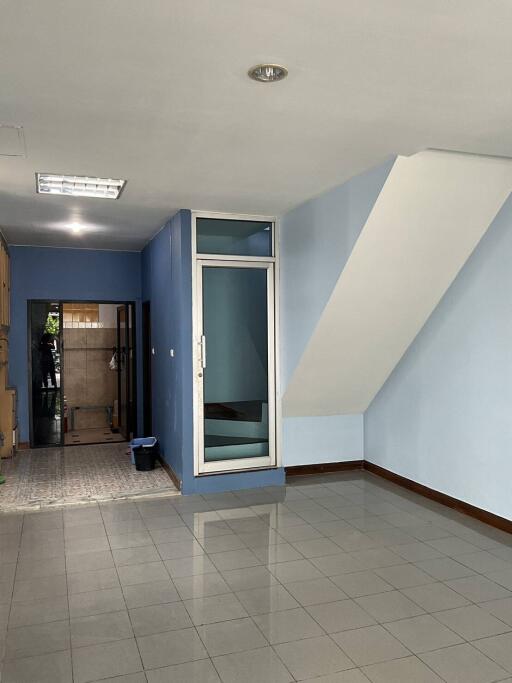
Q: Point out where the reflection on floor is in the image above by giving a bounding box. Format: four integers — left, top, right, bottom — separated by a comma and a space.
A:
64, 428, 125, 446
0, 442, 177, 511
1, 470, 512, 683
32, 388, 61, 448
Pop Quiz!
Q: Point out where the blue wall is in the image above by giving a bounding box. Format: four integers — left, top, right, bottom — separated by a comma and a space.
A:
142, 211, 285, 494
365, 192, 512, 521
141, 211, 192, 483
9, 246, 143, 442
280, 159, 394, 466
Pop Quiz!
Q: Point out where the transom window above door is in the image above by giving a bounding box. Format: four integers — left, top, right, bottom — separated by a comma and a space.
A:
195, 217, 273, 257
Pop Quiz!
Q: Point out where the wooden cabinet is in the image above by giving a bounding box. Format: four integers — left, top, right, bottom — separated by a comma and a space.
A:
0, 383, 16, 458
0, 240, 10, 327
0, 236, 15, 458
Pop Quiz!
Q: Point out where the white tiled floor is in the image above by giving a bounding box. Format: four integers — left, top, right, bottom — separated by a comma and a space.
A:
1, 470, 512, 682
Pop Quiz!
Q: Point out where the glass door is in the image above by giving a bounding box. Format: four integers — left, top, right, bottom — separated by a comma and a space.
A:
195, 260, 276, 474
29, 301, 63, 447
116, 303, 136, 440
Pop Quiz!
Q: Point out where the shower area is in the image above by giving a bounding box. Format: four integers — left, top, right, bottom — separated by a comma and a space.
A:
62, 303, 123, 445
28, 300, 136, 448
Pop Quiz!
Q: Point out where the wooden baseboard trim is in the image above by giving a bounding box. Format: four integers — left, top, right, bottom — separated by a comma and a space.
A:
157, 456, 181, 491
17, 442, 30, 450
285, 458, 511, 534
285, 460, 364, 477
364, 460, 512, 535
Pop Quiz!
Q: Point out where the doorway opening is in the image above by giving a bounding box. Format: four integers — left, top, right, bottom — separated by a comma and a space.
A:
28, 300, 137, 448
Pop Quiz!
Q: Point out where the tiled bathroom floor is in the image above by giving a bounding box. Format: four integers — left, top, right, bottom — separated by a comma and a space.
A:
1, 471, 512, 682
0, 443, 177, 511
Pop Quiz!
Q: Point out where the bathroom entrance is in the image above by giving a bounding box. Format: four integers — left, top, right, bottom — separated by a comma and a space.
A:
28, 300, 137, 448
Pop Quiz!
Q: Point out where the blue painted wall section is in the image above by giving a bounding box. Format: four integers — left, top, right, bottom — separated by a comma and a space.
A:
141, 211, 285, 494
365, 192, 512, 521
9, 246, 143, 442
141, 210, 193, 484
279, 159, 394, 466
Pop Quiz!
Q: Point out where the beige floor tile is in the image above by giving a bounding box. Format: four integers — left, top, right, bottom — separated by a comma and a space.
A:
283, 577, 348, 606
1, 650, 72, 683
307, 599, 376, 633
355, 591, 424, 622
213, 646, 293, 683
146, 659, 221, 683
446, 575, 512, 603
415, 556, 476, 581
420, 642, 508, 683
197, 617, 267, 656
363, 655, 444, 682
122, 579, 180, 609
236, 584, 299, 614
72, 637, 143, 683
332, 624, 410, 666
184, 592, 247, 625
129, 601, 192, 636
274, 635, 355, 680
435, 604, 512, 640
375, 564, 435, 589
401, 582, 470, 612
301, 671, 372, 683
473, 631, 512, 673
331, 571, 394, 598
70, 610, 133, 648
136, 627, 208, 669
384, 614, 463, 653
69, 586, 125, 618
8, 595, 69, 628
480, 597, 512, 627
5, 619, 70, 660
173, 572, 231, 600
253, 606, 324, 643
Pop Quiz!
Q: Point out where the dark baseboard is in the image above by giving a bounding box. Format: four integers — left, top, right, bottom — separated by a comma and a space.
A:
363, 460, 512, 535
285, 460, 364, 477
17, 442, 30, 450
283, 458, 511, 534
157, 456, 181, 491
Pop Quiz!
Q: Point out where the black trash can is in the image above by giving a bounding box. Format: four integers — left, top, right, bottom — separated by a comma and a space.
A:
133, 440, 159, 471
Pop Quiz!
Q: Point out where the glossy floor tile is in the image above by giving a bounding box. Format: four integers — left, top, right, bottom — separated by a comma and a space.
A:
1, 469, 512, 682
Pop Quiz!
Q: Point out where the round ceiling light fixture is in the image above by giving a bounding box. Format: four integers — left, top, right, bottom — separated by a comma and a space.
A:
70, 222, 82, 234
248, 63, 288, 83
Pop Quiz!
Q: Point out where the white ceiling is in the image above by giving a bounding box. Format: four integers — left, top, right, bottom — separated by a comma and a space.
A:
283, 150, 512, 416
1, 0, 512, 250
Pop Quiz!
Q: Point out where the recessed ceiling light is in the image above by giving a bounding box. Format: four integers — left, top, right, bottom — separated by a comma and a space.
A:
248, 64, 288, 83
36, 173, 126, 199
70, 222, 82, 234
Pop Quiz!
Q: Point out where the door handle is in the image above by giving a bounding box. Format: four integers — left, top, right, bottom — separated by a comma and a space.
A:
201, 335, 207, 368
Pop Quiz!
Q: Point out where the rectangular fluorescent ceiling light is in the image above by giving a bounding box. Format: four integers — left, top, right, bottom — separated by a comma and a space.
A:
36, 173, 126, 199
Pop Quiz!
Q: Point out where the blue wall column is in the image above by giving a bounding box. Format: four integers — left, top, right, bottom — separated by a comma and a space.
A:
142, 210, 285, 494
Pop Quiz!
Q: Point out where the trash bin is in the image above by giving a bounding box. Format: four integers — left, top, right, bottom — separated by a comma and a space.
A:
130, 437, 159, 471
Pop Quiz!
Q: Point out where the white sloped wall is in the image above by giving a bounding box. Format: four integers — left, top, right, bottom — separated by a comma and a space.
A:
283, 150, 512, 417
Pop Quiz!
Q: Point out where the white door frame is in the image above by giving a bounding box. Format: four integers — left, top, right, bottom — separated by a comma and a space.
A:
191, 211, 279, 477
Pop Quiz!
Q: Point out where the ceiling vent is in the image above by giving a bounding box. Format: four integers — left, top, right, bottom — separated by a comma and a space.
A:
0, 125, 25, 156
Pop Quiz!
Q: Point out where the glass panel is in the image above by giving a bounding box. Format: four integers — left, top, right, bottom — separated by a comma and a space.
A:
196, 218, 272, 256
117, 305, 128, 439
30, 301, 62, 446
202, 266, 269, 462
